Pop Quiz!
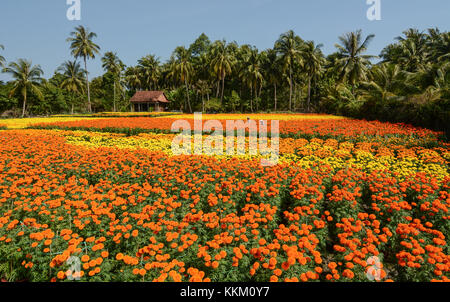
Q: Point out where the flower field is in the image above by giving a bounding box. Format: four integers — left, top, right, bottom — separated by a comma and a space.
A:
0, 114, 448, 282
32, 115, 440, 140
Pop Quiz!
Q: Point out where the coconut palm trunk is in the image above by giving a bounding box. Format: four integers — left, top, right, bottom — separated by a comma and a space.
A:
250, 86, 253, 113
22, 90, 27, 118
221, 73, 225, 104
71, 92, 75, 115
113, 81, 116, 112
274, 83, 277, 111
254, 84, 258, 112
258, 82, 262, 112
202, 94, 205, 112
289, 66, 293, 111
307, 75, 312, 113
185, 78, 192, 113
84, 56, 92, 113
293, 82, 297, 111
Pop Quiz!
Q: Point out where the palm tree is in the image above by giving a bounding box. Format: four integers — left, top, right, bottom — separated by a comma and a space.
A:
195, 80, 211, 112
275, 30, 304, 111
234, 44, 252, 107
210, 40, 235, 104
397, 39, 430, 72
301, 41, 326, 112
324, 83, 364, 114
396, 28, 426, 43
239, 48, 264, 112
125, 66, 142, 92
380, 44, 404, 65
163, 58, 178, 90
193, 53, 212, 84
383, 28, 448, 72
427, 29, 450, 62
3, 59, 44, 117
263, 49, 282, 111
67, 26, 101, 112
407, 61, 450, 94
381, 29, 432, 70
57, 61, 85, 114
0, 45, 5, 68
137, 54, 161, 90
361, 63, 407, 103
173, 46, 193, 113
334, 30, 376, 88
102, 52, 124, 112
435, 32, 450, 62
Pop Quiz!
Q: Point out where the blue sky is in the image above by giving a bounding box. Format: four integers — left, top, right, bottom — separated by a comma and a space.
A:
0, 0, 449, 81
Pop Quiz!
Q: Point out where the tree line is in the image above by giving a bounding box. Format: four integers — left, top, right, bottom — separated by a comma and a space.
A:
0, 26, 448, 135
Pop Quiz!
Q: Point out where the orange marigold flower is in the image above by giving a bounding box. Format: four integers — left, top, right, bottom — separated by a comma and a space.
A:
328, 262, 337, 270
57, 271, 65, 280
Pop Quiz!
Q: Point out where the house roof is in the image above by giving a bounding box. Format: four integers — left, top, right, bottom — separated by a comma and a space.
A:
130, 91, 170, 103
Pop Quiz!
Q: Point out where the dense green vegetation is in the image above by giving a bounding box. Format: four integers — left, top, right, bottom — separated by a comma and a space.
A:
0, 27, 449, 135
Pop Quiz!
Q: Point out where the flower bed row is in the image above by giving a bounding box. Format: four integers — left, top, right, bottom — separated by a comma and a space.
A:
29, 117, 444, 144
